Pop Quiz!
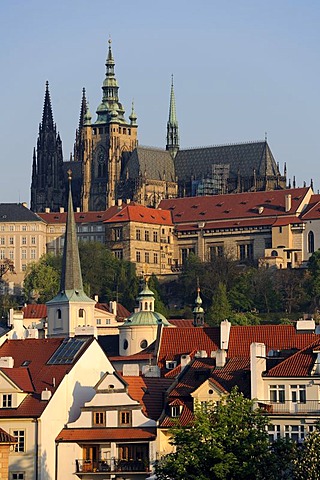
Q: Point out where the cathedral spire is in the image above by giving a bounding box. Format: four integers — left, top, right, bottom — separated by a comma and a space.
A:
42, 81, 54, 131
79, 88, 87, 131
60, 170, 84, 294
166, 75, 179, 157
96, 38, 126, 124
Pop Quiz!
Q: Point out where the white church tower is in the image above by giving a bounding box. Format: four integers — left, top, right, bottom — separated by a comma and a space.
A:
46, 170, 95, 337
119, 281, 173, 356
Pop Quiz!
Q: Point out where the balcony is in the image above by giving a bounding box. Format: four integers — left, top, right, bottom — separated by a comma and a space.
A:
258, 400, 320, 415
76, 458, 150, 475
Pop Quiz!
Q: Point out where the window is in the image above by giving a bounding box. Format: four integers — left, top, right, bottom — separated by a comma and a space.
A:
285, 425, 305, 443
123, 339, 128, 350
31, 249, 36, 260
270, 385, 285, 403
2, 394, 12, 408
119, 411, 131, 425
239, 243, 254, 261
22, 226, 27, 231
170, 405, 181, 418
9, 237, 14, 245
22, 264, 26, 272
290, 385, 306, 404
31, 237, 36, 245
12, 430, 25, 452
11, 474, 25, 480
268, 424, 281, 442
93, 411, 105, 426
21, 237, 27, 245
181, 247, 195, 264
9, 250, 14, 260
308, 231, 315, 253
113, 227, 123, 241
79, 309, 84, 318
0, 238, 4, 245
96, 319, 101, 325
9, 226, 14, 232
265, 238, 272, 249
57, 309, 62, 319
209, 245, 224, 260
140, 339, 148, 349
279, 227, 283, 234
114, 249, 123, 260
145, 252, 150, 263
153, 231, 158, 242
0, 250, 4, 260
136, 251, 141, 262
136, 229, 141, 240
153, 253, 158, 264
145, 231, 150, 242
21, 250, 27, 260
106, 319, 110, 325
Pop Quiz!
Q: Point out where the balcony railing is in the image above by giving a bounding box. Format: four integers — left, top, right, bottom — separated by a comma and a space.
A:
76, 458, 150, 474
258, 400, 320, 415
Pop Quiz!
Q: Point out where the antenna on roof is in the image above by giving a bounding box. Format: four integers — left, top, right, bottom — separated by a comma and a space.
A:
265, 131, 268, 142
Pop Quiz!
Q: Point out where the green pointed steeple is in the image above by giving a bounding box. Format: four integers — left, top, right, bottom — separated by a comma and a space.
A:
166, 75, 179, 157
193, 282, 205, 327
96, 38, 126, 124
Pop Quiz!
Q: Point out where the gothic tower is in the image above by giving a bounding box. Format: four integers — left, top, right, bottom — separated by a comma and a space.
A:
166, 75, 179, 158
80, 39, 138, 211
31, 82, 65, 212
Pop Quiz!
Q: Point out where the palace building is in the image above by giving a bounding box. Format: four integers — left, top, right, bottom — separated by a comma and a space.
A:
30, 40, 287, 214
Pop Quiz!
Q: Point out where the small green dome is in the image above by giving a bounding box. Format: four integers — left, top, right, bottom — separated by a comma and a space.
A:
124, 310, 171, 327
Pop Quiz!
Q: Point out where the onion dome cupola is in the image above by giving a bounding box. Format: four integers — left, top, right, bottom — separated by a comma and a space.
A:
193, 285, 205, 327
119, 281, 172, 356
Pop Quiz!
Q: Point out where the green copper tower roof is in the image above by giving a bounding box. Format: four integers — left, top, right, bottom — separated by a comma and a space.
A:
96, 39, 127, 125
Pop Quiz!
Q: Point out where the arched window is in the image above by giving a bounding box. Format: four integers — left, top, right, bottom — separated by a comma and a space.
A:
140, 339, 148, 349
144, 302, 148, 310
308, 231, 315, 253
57, 309, 62, 319
79, 308, 84, 318
271, 250, 278, 257
123, 339, 128, 350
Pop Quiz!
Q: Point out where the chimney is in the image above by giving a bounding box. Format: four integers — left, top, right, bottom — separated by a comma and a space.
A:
216, 349, 227, 368
109, 301, 117, 316
285, 194, 292, 212
59, 207, 65, 213
22, 202, 28, 208
0, 357, 14, 368
94, 295, 99, 302
181, 354, 191, 370
45, 208, 50, 213
220, 319, 231, 350
117, 199, 123, 207
41, 389, 52, 401
250, 342, 266, 400
76, 207, 80, 213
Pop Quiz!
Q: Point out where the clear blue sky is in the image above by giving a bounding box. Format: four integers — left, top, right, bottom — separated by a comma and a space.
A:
1, 0, 320, 204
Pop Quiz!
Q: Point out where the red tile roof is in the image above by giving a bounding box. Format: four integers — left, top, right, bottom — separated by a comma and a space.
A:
56, 427, 156, 442
104, 204, 173, 226
38, 206, 121, 224
95, 303, 130, 321
22, 304, 47, 319
227, 325, 319, 358
122, 376, 173, 420
0, 337, 93, 418
1, 367, 34, 392
175, 217, 274, 232
265, 338, 320, 378
159, 188, 309, 224
157, 327, 220, 371
301, 194, 320, 220
0, 428, 17, 444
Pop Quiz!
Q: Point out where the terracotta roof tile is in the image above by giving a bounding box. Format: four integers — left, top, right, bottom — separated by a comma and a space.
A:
159, 187, 309, 224
0, 428, 17, 444
1, 367, 34, 392
38, 206, 121, 224
56, 427, 156, 442
122, 376, 173, 420
22, 304, 47, 319
104, 204, 173, 226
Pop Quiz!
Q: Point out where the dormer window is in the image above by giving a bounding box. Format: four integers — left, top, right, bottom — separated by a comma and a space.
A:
166, 361, 177, 370
119, 410, 131, 426
2, 394, 12, 408
171, 405, 182, 418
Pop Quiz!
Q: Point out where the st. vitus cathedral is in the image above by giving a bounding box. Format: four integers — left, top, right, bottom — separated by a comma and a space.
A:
31, 40, 286, 213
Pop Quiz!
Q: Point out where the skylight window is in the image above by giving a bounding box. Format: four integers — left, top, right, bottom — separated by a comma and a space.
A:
47, 337, 88, 365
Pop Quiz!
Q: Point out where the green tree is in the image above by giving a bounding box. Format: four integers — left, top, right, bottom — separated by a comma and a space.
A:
24, 254, 60, 303
155, 388, 272, 480
307, 250, 320, 312
294, 429, 320, 480
207, 282, 231, 325
148, 274, 168, 317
